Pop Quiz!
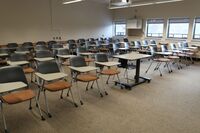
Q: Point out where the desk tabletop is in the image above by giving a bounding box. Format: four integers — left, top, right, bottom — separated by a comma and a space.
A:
34, 57, 55, 62
79, 52, 95, 56
0, 53, 8, 57
118, 48, 129, 50
0, 82, 27, 94
155, 52, 173, 55
95, 61, 120, 67
57, 55, 76, 59
69, 66, 98, 73
35, 72, 67, 81
15, 51, 30, 54
7, 61, 29, 66
113, 52, 152, 60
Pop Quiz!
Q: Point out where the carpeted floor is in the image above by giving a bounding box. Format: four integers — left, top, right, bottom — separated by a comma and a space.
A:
1, 59, 200, 133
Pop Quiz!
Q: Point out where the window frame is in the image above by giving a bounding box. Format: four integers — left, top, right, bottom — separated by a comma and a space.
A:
193, 17, 200, 40
167, 18, 190, 39
146, 18, 164, 38
114, 21, 127, 36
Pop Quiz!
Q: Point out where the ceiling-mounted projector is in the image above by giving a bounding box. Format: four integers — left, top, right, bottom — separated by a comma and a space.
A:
110, 0, 131, 6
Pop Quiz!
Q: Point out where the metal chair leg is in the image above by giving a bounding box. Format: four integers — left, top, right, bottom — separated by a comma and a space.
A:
146, 60, 153, 73
106, 75, 110, 84
95, 80, 103, 97
100, 75, 108, 95
60, 90, 64, 99
90, 81, 95, 89
29, 99, 32, 110
34, 98, 45, 121
69, 88, 78, 107
76, 81, 83, 105
0, 101, 8, 133
43, 90, 52, 118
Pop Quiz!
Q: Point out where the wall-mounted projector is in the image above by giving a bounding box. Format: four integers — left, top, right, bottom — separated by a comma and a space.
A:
110, 0, 131, 6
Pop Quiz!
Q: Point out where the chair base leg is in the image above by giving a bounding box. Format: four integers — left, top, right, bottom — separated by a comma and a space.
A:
5, 129, 8, 133
48, 113, 52, 118
80, 100, 84, 105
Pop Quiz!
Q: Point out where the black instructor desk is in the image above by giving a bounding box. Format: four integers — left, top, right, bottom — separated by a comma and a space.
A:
113, 52, 152, 90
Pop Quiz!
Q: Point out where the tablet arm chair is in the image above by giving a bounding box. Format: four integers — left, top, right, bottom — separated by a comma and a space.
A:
70, 56, 104, 105
36, 61, 77, 118
0, 66, 44, 133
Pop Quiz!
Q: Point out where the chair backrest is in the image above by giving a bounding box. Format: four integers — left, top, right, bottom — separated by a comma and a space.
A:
77, 39, 86, 44
67, 40, 76, 44
70, 56, 87, 67
0, 66, 28, 84
183, 42, 189, 48
37, 61, 60, 74
88, 38, 95, 42
142, 40, 148, 46
161, 45, 168, 52
35, 50, 53, 58
170, 43, 177, 50
10, 53, 27, 61
96, 53, 108, 62
0, 48, 9, 54
68, 43, 77, 50
123, 38, 129, 42
35, 45, 49, 51
22, 42, 33, 47
47, 41, 57, 49
134, 41, 141, 48
150, 40, 156, 44
57, 49, 70, 55
7, 43, 18, 48
52, 44, 63, 49
36, 41, 46, 46
77, 47, 87, 53
16, 47, 29, 52
178, 42, 184, 48
150, 46, 158, 55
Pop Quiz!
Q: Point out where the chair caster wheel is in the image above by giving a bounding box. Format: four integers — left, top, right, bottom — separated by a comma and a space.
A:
41, 116, 45, 121
36, 104, 38, 107
160, 74, 162, 77
121, 86, 124, 89
48, 113, 52, 118
105, 91, 108, 95
115, 82, 117, 85
148, 80, 151, 83
29, 107, 32, 110
74, 103, 78, 108
5, 129, 8, 133
60, 96, 63, 99
86, 88, 88, 91
80, 101, 84, 105
100, 93, 103, 97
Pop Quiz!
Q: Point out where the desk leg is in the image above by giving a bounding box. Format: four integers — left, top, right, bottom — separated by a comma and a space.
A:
115, 59, 151, 90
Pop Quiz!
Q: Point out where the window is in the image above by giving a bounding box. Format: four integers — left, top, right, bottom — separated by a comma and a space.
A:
167, 18, 190, 39
114, 22, 126, 36
146, 19, 164, 37
193, 17, 200, 39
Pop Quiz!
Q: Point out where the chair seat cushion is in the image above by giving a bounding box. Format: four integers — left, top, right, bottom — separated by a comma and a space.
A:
44, 81, 71, 92
77, 74, 98, 82
62, 61, 70, 66
101, 69, 120, 75
168, 56, 179, 59
157, 58, 171, 62
2, 89, 35, 104
85, 58, 94, 62
23, 67, 34, 73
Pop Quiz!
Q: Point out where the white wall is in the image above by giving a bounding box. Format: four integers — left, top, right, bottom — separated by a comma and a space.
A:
113, 0, 200, 43
0, 0, 113, 44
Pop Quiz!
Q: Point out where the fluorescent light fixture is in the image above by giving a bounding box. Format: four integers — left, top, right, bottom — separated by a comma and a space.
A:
130, 2, 154, 7
63, 0, 83, 5
155, 0, 183, 4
